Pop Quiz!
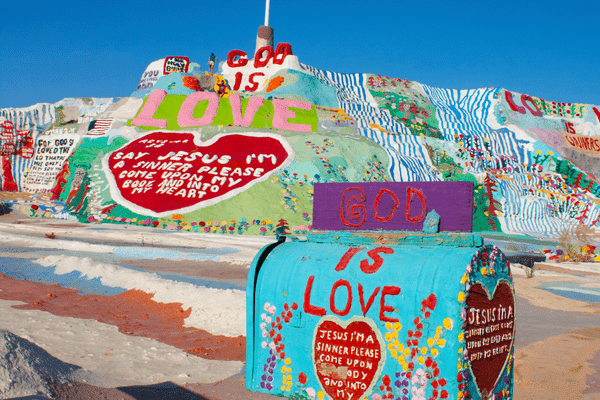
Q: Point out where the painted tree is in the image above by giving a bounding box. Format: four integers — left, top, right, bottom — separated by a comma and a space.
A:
275, 218, 290, 240
483, 173, 502, 231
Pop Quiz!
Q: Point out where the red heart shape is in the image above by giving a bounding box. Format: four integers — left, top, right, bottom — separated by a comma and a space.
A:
465, 281, 515, 397
104, 131, 292, 216
313, 316, 385, 400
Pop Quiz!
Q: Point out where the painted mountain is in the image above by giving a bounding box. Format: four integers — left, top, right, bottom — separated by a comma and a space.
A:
1, 45, 599, 239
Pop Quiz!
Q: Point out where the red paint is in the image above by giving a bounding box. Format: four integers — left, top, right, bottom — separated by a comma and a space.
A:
505, 91, 543, 117
303, 275, 326, 316
226, 46, 290, 70
330, 279, 352, 316
358, 283, 380, 317
521, 94, 542, 117
314, 318, 384, 400
254, 46, 274, 68
465, 281, 515, 395
1, 156, 18, 191
106, 132, 291, 215
593, 107, 600, 123
335, 247, 365, 271
232, 72, 244, 91
340, 187, 366, 227
565, 121, 576, 134
405, 187, 426, 223
245, 72, 265, 91
504, 91, 526, 114
379, 286, 401, 322
227, 50, 249, 68
359, 247, 395, 274
163, 56, 189, 75
273, 43, 293, 65
373, 188, 399, 222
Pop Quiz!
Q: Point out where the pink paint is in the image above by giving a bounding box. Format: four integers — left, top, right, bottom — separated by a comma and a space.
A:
229, 95, 265, 127
131, 90, 168, 128
177, 92, 219, 128
272, 99, 313, 132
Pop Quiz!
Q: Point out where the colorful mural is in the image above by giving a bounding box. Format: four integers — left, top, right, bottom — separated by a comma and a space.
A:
1, 45, 599, 239
246, 232, 515, 400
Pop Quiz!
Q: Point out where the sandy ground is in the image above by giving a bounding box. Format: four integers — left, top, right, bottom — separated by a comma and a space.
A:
1, 196, 600, 399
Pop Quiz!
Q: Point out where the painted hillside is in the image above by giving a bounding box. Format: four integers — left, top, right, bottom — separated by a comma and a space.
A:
1, 45, 600, 239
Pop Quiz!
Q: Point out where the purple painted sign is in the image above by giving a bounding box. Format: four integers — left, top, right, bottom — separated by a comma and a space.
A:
312, 182, 473, 232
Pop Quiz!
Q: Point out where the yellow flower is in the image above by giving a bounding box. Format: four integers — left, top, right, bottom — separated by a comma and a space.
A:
421, 347, 427, 355
393, 322, 402, 331
460, 274, 469, 284
281, 366, 287, 373
206, 221, 212, 226
437, 339, 446, 347
385, 322, 392, 330
230, 219, 236, 224
391, 349, 398, 358
403, 348, 410, 357
418, 355, 425, 364
427, 338, 434, 347
387, 343, 394, 351
443, 318, 454, 330
221, 220, 227, 226
481, 267, 488, 276
431, 348, 439, 357
458, 332, 464, 342
267, 220, 273, 224
385, 332, 392, 342
285, 358, 291, 365
318, 391, 325, 400
393, 339, 400, 347
458, 292, 466, 302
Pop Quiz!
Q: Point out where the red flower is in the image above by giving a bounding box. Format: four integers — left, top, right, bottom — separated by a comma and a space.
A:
382, 374, 391, 386
298, 372, 307, 385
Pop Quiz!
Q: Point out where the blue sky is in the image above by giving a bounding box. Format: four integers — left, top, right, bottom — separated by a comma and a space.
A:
1, 0, 598, 109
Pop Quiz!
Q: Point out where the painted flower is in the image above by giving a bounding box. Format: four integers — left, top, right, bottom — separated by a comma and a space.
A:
305, 387, 316, 398
298, 372, 308, 385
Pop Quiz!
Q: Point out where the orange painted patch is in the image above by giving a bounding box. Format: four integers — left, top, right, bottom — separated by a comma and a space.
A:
0, 272, 245, 361
266, 76, 285, 92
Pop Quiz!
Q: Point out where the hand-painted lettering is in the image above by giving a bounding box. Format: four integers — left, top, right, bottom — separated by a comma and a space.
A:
340, 187, 366, 227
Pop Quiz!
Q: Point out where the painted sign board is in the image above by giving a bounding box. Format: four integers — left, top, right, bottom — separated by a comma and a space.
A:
163, 56, 190, 75
247, 231, 515, 400
312, 182, 473, 232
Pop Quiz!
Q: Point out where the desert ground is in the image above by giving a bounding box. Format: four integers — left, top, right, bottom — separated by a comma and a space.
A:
0, 192, 599, 399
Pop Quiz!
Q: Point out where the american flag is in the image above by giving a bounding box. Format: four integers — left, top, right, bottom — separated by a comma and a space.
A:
86, 119, 113, 135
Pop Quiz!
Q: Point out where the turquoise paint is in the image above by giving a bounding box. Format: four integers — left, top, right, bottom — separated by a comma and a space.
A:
265, 70, 339, 108
247, 232, 514, 400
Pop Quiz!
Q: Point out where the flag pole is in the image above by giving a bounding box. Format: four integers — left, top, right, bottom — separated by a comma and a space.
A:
264, 0, 270, 26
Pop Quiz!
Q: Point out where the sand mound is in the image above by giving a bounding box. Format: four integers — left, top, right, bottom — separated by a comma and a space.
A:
0, 329, 80, 399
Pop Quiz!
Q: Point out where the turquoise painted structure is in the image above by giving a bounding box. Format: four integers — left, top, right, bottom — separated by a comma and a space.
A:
247, 231, 515, 400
